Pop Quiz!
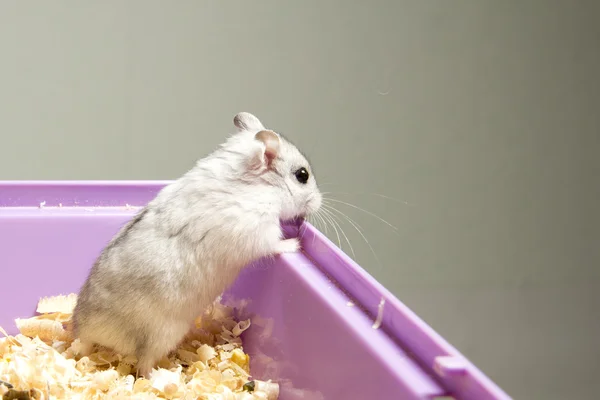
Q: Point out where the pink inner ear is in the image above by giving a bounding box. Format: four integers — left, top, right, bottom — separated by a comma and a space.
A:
255, 130, 280, 167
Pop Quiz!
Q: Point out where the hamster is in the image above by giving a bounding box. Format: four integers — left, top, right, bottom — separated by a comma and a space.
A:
71, 112, 323, 378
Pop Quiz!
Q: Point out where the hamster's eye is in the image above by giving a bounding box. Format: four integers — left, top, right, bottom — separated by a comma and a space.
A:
294, 167, 309, 184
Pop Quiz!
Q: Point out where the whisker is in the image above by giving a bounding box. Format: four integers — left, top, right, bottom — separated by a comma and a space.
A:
315, 210, 330, 235
327, 191, 410, 205
322, 207, 356, 259
299, 220, 306, 240
323, 198, 398, 231
319, 182, 413, 206
300, 217, 312, 242
306, 215, 319, 247
371, 193, 410, 205
323, 204, 383, 270
313, 209, 336, 248
321, 208, 343, 251
323, 203, 366, 232
309, 212, 323, 234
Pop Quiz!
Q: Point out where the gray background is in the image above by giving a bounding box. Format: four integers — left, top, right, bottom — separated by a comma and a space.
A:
1, 1, 598, 399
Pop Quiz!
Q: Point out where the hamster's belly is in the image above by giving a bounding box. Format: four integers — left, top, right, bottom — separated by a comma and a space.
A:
176, 259, 243, 318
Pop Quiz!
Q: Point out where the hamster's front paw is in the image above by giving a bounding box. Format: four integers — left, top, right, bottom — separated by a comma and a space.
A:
276, 238, 300, 254
74, 341, 94, 357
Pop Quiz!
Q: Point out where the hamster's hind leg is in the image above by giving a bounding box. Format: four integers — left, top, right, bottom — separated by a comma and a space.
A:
135, 319, 190, 379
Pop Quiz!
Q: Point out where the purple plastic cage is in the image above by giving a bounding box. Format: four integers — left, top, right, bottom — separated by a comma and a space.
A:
0, 181, 512, 400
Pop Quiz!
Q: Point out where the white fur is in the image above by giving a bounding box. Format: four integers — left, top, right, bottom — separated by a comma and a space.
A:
71, 112, 322, 377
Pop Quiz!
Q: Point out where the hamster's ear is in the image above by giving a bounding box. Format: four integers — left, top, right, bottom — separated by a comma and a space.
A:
254, 130, 280, 168
234, 112, 265, 132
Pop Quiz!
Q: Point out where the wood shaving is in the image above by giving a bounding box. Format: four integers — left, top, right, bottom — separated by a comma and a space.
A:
0, 294, 279, 399
371, 298, 385, 330
36, 294, 78, 314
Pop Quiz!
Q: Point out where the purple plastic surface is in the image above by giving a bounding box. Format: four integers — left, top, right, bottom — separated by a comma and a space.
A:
0, 182, 512, 400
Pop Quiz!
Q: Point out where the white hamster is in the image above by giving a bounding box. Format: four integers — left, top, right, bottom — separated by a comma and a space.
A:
71, 112, 323, 377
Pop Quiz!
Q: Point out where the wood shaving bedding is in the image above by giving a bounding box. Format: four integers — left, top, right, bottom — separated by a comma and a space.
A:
0, 294, 278, 400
